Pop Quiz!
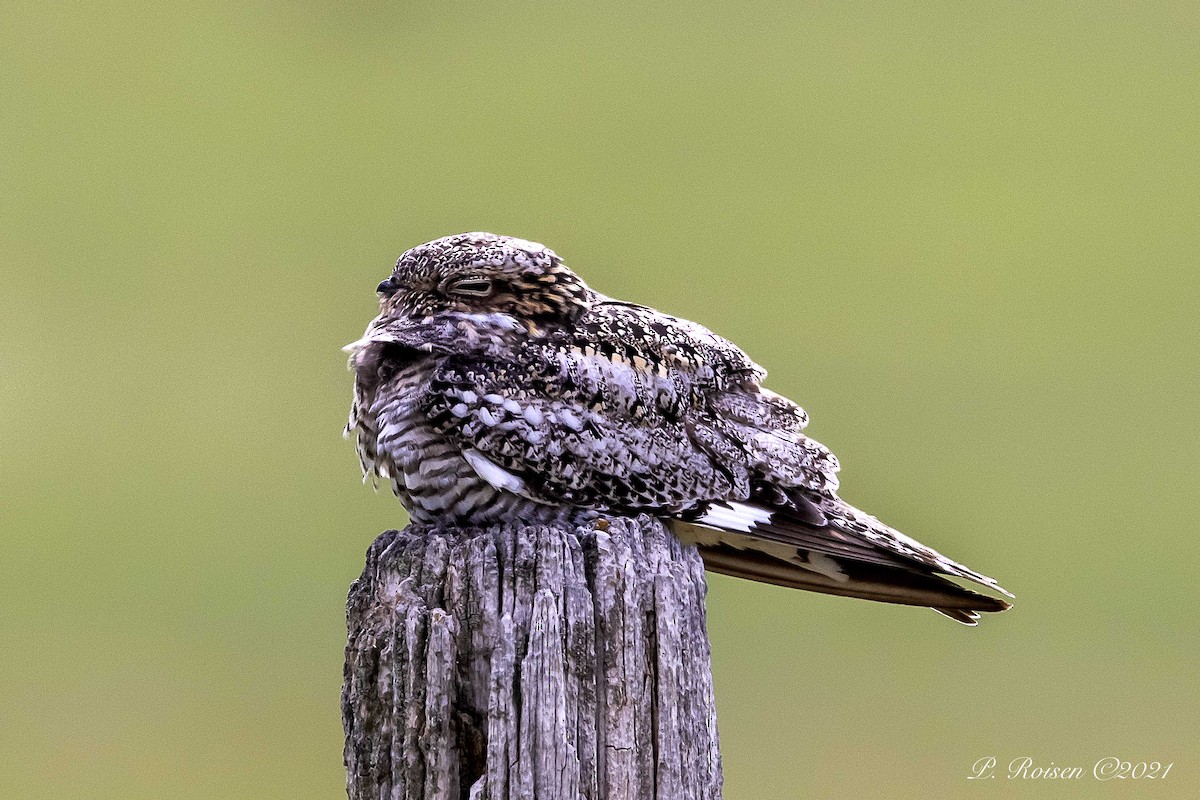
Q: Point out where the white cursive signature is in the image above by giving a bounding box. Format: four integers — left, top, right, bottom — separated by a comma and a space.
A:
968, 756, 1174, 781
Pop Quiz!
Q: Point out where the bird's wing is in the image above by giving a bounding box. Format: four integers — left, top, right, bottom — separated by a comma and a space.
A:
424, 301, 756, 512
427, 300, 1011, 623
680, 386, 1013, 622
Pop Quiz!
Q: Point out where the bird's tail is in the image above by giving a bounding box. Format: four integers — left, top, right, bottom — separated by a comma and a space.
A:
671, 497, 1012, 625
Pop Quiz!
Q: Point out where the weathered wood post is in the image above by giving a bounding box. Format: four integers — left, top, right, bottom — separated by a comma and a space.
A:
342, 514, 722, 800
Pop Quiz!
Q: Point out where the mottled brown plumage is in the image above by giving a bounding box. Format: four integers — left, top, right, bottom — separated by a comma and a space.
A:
345, 233, 1012, 624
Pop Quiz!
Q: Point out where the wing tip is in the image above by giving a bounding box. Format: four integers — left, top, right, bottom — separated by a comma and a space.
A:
934, 605, 1016, 625
934, 607, 980, 625
948, 565, 1015, 599
933, 596, 1015, 624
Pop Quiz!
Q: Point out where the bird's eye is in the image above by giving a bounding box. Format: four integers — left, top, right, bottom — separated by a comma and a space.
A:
446, 277, 494, 298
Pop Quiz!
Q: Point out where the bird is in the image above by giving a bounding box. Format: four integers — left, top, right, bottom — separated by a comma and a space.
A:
344, 232, 1012, 624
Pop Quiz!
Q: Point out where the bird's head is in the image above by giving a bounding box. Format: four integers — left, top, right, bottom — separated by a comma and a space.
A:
344, 232, 595, 366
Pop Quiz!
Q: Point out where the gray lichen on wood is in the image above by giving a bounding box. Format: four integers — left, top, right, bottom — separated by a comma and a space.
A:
343, 515, 722, 800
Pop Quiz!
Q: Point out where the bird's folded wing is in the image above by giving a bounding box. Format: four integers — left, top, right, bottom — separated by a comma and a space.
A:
424, 356, 739, 512
423, 302, 1011, 623
423, 299, 772, 511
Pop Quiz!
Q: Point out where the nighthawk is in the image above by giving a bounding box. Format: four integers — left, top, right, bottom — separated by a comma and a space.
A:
344, 232, 1012, 624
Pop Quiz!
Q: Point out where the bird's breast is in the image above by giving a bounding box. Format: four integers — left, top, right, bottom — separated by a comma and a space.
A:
351, 357, 576, 525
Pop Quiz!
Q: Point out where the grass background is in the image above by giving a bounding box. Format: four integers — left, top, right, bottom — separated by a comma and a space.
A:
2, 2, 1197, 798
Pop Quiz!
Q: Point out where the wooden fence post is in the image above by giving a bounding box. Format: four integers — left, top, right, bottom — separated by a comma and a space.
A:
342, 514, 723, 800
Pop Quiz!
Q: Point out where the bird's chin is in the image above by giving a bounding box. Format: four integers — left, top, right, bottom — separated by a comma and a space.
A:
355, 340, 426, 371
375, 341, 427, 368
344, 322, 435, 366
349, 339, 430, 391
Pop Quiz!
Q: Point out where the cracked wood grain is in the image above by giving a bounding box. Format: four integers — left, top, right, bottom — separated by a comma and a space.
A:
342, 515, 722, 800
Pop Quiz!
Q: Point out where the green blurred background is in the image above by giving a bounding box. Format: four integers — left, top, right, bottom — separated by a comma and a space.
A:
3, 2, 1197, 798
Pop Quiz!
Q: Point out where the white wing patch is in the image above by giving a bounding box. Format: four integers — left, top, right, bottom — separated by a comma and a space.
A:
681, 503, 850, 583
696, 501, 775, 532
463, 448, 526, 494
